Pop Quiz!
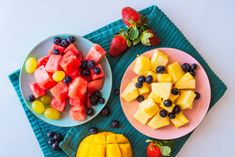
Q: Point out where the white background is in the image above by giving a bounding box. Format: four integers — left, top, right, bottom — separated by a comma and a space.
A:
0, 0, 234, 157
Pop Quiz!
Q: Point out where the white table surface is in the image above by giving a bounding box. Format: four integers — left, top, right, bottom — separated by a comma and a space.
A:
0, 0, 234, 156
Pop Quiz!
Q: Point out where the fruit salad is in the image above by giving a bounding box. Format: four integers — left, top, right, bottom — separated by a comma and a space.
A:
121, 50, 200, 129
25, 36, 107, 121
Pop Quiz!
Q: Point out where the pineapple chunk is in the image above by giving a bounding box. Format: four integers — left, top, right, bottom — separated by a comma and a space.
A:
175, 73, 195, 89
138, 83, 150, 95
176, 90, 196, 109
166, 62, 185, 83
157, 74, 172, 82
151, 82, 172, 99
146, 71, 158, 82
133, 55, 152, 75
147, 112, 170, 129
134, 108, 149, 124
147, 92, 162, 104
170, 112, 189, 128
139, 99, 159, 118
151, 50, 169, 71
132, 77, 138, 83
121, 82, 138, 102
160, 101, 175, 112
169, 93, 179, 102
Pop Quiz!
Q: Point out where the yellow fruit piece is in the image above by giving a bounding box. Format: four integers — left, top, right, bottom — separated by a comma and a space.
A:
170, 112, 189, 128
151, 82, 172, 99
175, 73, 195, 89
133, 55, 152, 75
40, 95, 52, 106
121, 82, 139, 102
169, 93, 179, 102
32, 100, 45, 114
76, 132, 133, 157
147, 92, 162, 104
44, 107, 60, 120
134, 108, 149, 124
160, 101, 175, 112
52, 70, 65, 82
132, 77, 138, 83
138, 83, 150, 95
157, 74, 172, 82
146, 71, 158, 82
139, 99, 159, 118
166, 62, 185, 83
25, 57, 37, 74
176, 90, 196, 109
147, 112, 170, 129
151, 50, 169, 71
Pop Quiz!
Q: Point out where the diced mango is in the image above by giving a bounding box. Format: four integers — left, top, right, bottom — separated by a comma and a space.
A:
157, 74, 172, 82
119, 144, 133, 157
151, 50, 169, 71
134, 108, 149, 124
166, 62, 185, 83
170, 112, 189, 128
169, 93, 179, 102
146, 71, 158, 82
147, 112, 170, 129
160, 101, 175, 113
106, 144, 122, 157
138, 83, 150, 95
121, 82, 139, 102
151, 82, 172, 99
133, 55, 152, 75
147, 92, 162, 104
176, 90, 196, 109
88, 143, 106, 157
175, 73, 195, 89
139, 99, 159, 118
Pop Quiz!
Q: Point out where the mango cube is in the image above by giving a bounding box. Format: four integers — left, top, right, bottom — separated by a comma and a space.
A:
133, 55, 152, 75
175, 72, 196, 89
138, 83, 150, 95
147, 92, 162, 104
151, 82, 172, 99
176, 90, 196, 109
134, 108, 149, 124
151, 50, 169, 71
139, 99, 159, 118
160, 101, 175, 112
147, 112, 170, 129
157, 74, 172, 82
170, 112, 189, 128
169, 93, 179, 102
121, 82, 138, 102
146, 71, 158, 82
166, 62, 185, 83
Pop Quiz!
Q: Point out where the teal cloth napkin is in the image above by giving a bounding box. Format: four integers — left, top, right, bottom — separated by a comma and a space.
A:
9, 5, 227, 157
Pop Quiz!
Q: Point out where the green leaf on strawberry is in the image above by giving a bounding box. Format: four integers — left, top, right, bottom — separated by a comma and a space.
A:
133, 37, 141, 45
140, 31, 153, 46
128, 26, 139, 40
160, 146, 171, 156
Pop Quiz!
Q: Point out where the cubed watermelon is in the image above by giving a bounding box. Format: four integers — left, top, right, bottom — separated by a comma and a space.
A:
48, 44, 65, 55
69, 95, 85, 107
86, 93, 91, 108
45, 54, 62, 73
87, 78, 104, 93
34, 66, 56, 89
68, 69, 80, 80
85, 44, 106, 63
68, 77, 87, 98
50, 82, 68, 101
29, 82, 46, 98
64, 44, 83, 60
90, 64, 105, 80
59, 51, 80, 74
37, 55, 50, 67
70, 106, 86, 121
51, 97, 66, 112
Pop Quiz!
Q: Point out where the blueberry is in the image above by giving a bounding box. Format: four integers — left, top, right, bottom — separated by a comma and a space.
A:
101, 106, 110, 116
159, 110, 168, 117
163, 99, 172, 107
111, 120, 120, 128
98, 97, 105, 104
53, 37, 61, 45
145, 75, 153, 84
168, 113, 176, 119
114, 89, 119, 96
28, 95, 35, 102
93, 67, 101, 74
52, 141, 60, 151
63, 75, 72, 84
191, 63, 197, 70
87, 60, 96, 69
90, 94, 98, 105
171, 88, 179, 95
135, 82, 143, 88
173, 105, 181, 114
48, 138, 55, 145
86, 107, 94, 116
89, 127, 98, 134
195, 92, 200, 100
189, 70, 195, 77
137, 95, 144, 102
93, 91, 102, 98
81, 69, 90, 76
47, 131, 55, 138
61, 39, 69, 47
182, 63, 191, 72
53, 49, 60, 55
53, 133, 63, 142
67, 36, 75, 44
138, 75, 145, 83
156, 66, 165, 74
80, 60, 88, 69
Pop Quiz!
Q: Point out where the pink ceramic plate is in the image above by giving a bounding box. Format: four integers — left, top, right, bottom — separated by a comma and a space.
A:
120, 48, 211, 140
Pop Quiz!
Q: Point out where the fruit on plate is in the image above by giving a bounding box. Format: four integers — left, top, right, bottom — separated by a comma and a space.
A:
25, 36, 107, 121
121, 50, 200, 129
76, 132, 133, 157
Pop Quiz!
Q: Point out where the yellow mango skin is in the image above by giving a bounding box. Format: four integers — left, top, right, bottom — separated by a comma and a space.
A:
147, 112, 170, 129
170, 112, 189, 128
133, 55, 152, 75
151, 50, 169, 71
76, 132, 133, 157
121, 82, 139, 102
166, 62, 185, 83
176, 90, 196, 109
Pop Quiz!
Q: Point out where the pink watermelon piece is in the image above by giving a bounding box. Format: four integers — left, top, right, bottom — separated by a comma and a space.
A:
29, 82, 46, 98
87, 78, 104, 93
86, 93, 91, 108
59, 51, 80, 74
51, 97, 66, 112
69, 96, 85, 107
85, 44, 106, 63
90, 64, 105, 80
70, 106, 86, 121
50, 82, 68, 102
37, 55, 50, 67
45, 54, 62, 73
34, 66, 56, 89
48, 44, 65, 55
64, 44, 83, 61
68, 76, 87, 98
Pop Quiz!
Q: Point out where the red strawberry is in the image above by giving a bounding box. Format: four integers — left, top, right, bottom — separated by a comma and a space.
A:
109, 34, 131, 57
147, 143, 162, 157
141, 29, 160, 46
122, 7, 141, 27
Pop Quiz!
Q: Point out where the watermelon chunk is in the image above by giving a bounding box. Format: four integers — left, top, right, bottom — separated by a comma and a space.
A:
69, 96, 85, 107
29, 82, 46, 98
45, 54, 62, 73
68, 77, 87, 98
70, 106, 86, 121
85, 44, 106, 63
48, 44, 65, 55
64, 44, 83, 60
51, 97, 66, 112
37, 55, 50, 67
87, 78, 104, 93
59, 51, 80, 74
68, 69, 80, 80
90, 64, 105, 80
34, 66, 56, 89
86, 93, 91, 108
50, 82, 68, 101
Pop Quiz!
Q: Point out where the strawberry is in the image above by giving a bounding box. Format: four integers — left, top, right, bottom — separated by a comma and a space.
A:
109, 34, 131, 57
122, 7, 141, 27
147, 143, 162, 157
146, 139, 174, 157
141, 29, 160, 46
